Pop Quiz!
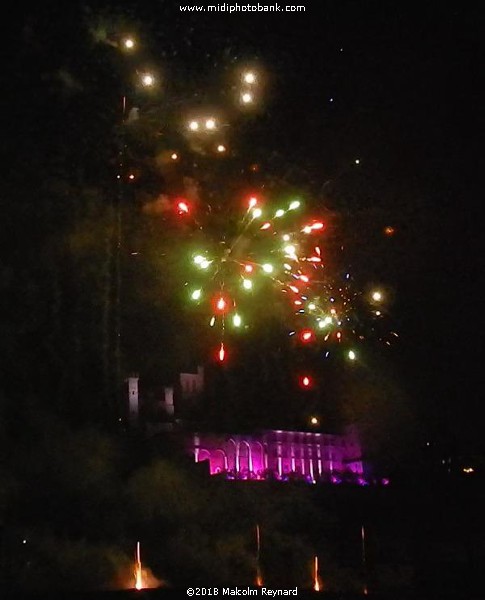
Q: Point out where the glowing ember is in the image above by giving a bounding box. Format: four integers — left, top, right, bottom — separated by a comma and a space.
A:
255, 524, 263, 586
313, 555, 322, 592
134, 541, 143, 590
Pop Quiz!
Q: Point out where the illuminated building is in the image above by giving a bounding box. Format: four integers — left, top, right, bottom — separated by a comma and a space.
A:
125, 369, 380, 485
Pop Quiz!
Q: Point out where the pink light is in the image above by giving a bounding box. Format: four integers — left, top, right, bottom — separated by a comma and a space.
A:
213, 295, 229, 313
300, 375, 312, 388
244, 264, 254, 273
248, 196, 258, 208
300, 329, 315, 343
218, 343, 226, 362
177, 201, 189, 214
260, 222, 271, 230
311, 221, 324, 230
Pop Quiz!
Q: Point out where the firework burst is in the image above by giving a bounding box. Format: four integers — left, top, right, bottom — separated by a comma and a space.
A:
174, 190, 392, 366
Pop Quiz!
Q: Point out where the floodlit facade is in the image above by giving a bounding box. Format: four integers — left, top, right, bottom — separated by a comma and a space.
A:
126, 369, 384, 485
189, 426, 367, 484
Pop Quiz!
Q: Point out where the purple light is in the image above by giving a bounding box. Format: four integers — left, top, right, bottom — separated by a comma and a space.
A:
188, 428, 370, 486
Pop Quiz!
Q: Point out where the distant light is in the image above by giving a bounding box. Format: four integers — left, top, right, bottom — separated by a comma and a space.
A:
248, 196, 258, 208
218, 343, 226, 362
275, 209, 285, 218
242, 279, 253, 290
177, 201, 189, 214
310, 416, 319, 425
371, 291, 383, 302
188, 120, 199, 131
262, 263, 273, 274
241, 91, 254, 104
171, 152, 178, 160
217, 144, 226, 153
289, 200, 301, 210
300, 375, 312, 388
354, 158, 360, 165
243, 71, 256, 84
463, 467, 474, 474
141, 73, 155, 87
205, 118, 216, 130
128, 174, 135, 180
216, 297, 227, 312
348, 350, 356, 360
233, 314, 242, 327
252, 208, 262, 219
384, 225, 396, 236
191, 289, 201, 300
300, 329, 315, 343
123, 38, 135, 50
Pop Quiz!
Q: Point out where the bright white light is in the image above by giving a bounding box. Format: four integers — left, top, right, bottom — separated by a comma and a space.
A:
241, 91, 254, 104
371, 290, 383, 302
141, 73, 155, 87
171, 153, 178, 160
262, 263, 273, 273
188, 120, 199, 131
243, 71, 256, 84
252, 207, 262, 219
217, 144, 226, 152
348, 350, 356, 360
123, 38, 135, 50
205, 118, 216, 130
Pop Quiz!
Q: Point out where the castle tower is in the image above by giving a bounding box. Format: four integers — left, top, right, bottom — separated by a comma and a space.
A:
162, 386, 174, 417
127, 375, 139, 425
180, 365, 204, 399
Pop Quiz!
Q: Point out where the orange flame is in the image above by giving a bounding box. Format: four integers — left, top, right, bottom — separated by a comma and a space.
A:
134, 541, 143, 590
255, 524, 263, 586
313, 555, 322, 592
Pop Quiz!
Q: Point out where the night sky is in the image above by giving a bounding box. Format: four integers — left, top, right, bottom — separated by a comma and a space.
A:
2, 3, 483, 450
